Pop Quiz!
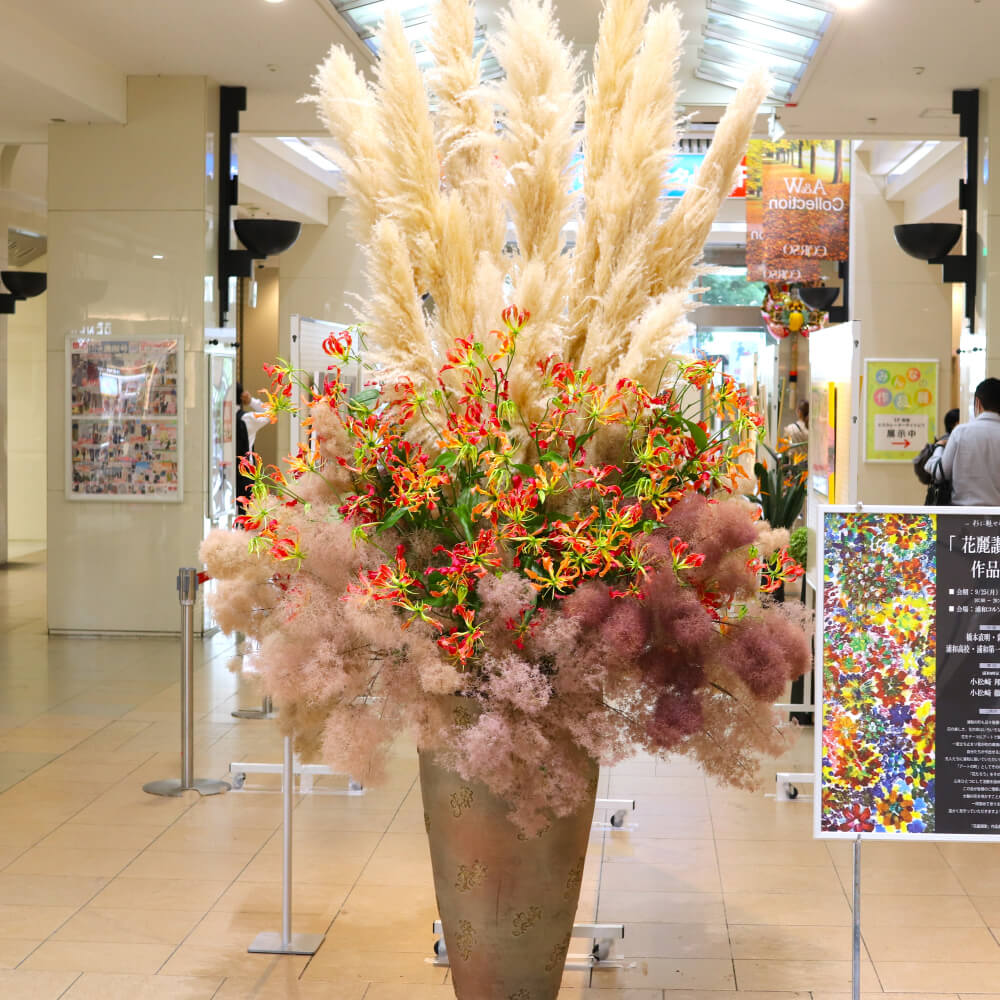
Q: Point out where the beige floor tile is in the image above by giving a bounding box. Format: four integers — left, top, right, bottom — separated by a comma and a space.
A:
59, 972, 223, 999
599, 861, 722, 894
300, 948, 449, 984
52, 907, 204, 945
0, 939, 42, 968
20, 939, 174, 974
603, 837, 718, 867
864, 924, 1000, 962
0, 904, 75, 939
321, 883, 438, 953
729, 924, 853, 961
862, 893, 985, 927
619, 921, 731, 959
877, 962, 1000, 992
182, 909, 331, 948
237, 851, 367, 885
36, 824, 159, 852
720, 863, 843, 894
723, 891, 852, 926
0, 970, 82, 1000
597, 890, 726, 924
839, 865, 965, 896
88, 877, 229, 911
607, 775, 708, 798
590, 957, 736, 990
0, 822, 54, 848
938, 842, 1000, 867
158, 942, 309, 980
145, 824, 272, 855
812, 995, 957, 1000
210, 881, 351, 918
734, 959, 881, 992
715, 839, 833, 868
952, 865, 1000, 896
662, 993, 809, 1000
121, 848, 252, 882
556, 990, 662, 1000
213, 976, 367, 998
4, 846, 140, 878
361, 987, 468, 1000
0, 873, 108, 907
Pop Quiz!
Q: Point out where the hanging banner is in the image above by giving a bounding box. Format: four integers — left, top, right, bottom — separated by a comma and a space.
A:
818, 507, 1000, 841
746, 140, 850, 283
863, 358, 938, 462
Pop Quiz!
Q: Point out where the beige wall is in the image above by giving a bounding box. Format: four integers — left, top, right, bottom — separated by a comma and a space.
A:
6, 254, 47, 544
240, 265, 279, 468
46, 76, 217, 633
850, 149, 954, 506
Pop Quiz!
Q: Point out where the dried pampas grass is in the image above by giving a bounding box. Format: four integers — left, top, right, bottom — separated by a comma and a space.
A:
312, 0, 769, 400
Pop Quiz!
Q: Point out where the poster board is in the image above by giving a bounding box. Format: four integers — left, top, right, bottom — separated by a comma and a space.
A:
863, 358, 938, 462
817, 506, 1000, 841
66, 336, 184, 501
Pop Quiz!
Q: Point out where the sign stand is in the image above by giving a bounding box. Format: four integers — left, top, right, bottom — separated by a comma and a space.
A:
247, 734, 325, 956
852, 834, 861, 1000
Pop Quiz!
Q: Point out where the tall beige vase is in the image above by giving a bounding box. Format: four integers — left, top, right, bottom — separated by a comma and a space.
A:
419, 746, 598, 1000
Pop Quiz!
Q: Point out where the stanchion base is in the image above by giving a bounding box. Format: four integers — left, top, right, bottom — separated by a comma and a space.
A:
231, 708, 278, 720
143, 778, 231, 798
248, 931, 325, 955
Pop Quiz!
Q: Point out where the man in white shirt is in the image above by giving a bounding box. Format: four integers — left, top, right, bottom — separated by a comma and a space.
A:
940, 379, 1000, 506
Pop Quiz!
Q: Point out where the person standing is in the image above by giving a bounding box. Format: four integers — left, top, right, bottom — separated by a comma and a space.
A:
784, 399, 809, 445
940, 379, 1000, 506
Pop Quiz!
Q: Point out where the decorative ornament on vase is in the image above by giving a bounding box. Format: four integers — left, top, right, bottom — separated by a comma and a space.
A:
200, 2, 810, 996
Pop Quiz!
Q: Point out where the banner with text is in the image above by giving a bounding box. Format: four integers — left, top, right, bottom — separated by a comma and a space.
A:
746, 139, 850, 284
818, 508, 1000, 841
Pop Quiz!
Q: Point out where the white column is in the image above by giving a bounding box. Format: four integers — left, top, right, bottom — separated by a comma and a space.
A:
46, 77, 218, 633
849, 149, 954, 506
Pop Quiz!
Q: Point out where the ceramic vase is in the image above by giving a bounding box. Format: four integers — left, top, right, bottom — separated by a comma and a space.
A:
419, 744, 598, 1000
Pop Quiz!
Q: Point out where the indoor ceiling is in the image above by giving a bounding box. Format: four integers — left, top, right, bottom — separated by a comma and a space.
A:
0, 0, 995, 207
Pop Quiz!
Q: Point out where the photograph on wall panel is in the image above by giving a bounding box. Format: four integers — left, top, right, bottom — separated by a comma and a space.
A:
65, 335, 184, 501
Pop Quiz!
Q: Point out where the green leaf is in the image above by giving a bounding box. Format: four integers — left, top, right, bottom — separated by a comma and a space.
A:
379, 507, 407, 533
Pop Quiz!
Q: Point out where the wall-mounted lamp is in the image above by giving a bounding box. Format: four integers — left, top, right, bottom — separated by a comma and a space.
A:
0, 270, 47, 314
217, 86, 302, 326
892, 90, 978, 325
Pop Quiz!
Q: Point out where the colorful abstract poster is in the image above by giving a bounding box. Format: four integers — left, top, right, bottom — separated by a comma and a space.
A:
864, 358, 938, 462
819, 508, 1000, 840
746, 139, 850, 283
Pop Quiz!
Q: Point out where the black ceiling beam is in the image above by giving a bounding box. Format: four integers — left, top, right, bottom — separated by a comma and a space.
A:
218, 86, 252, 328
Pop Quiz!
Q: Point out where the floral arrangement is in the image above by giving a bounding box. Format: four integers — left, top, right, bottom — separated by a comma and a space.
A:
201, 0, 811, 833
761, 283, 828, 340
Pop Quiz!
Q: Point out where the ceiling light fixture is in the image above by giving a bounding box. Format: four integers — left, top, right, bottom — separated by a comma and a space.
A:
264, 0, 287, 5
889, 141, 941, 178
277, 137, 339, 173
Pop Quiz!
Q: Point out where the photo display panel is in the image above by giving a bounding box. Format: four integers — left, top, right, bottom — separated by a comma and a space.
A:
66, 336, 183, 501
818, 507, 1000, 840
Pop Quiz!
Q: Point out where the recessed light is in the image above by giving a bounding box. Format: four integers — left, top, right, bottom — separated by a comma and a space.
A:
152, 254, 164, 260
264, 0, 286, 4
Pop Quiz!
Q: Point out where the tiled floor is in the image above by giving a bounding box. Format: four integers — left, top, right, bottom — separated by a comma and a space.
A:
3, 552, 1000, 998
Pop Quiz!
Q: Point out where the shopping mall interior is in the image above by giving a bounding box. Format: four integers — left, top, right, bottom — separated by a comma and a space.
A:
2, 0, 1000, 997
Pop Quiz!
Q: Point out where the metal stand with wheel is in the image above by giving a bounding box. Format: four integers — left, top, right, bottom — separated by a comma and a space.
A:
593, 797, 637, 831
232, 694, 276, 720
247, 734, 325, 956
432, 920, 625, 970
143, 568, 230, 798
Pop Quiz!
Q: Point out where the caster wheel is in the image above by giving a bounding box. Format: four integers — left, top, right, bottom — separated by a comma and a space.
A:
610, 809, 626, 828
592, 939, 611, 961
348, 779, 363, 792
787, 785, 799, 800
433, 938, 447, 958
232, 772, 246, 789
